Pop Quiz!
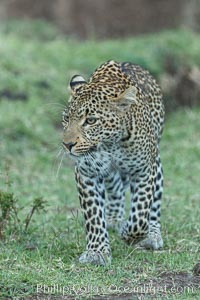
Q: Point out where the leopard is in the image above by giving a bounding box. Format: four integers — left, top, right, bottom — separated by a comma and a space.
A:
62, 60, 165, 266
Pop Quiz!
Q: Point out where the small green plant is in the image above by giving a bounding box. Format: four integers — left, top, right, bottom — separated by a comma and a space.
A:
0, 190, 19, 238
0, 190, 47, 238
24, 197, 47, 231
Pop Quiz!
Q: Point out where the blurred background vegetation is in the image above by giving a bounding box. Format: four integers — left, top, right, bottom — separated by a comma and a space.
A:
0, 0, 200, 111
0, 1, 200, 298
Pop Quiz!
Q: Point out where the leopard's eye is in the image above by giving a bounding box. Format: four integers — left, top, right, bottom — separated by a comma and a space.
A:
83, 117, 97, 126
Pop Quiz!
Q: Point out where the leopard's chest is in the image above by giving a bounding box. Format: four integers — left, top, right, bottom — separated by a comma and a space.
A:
76, 142, 144, 178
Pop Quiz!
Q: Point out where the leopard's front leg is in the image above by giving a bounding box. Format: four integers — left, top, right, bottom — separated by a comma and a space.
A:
75, 166, 111, 266
120, 165, 155, 245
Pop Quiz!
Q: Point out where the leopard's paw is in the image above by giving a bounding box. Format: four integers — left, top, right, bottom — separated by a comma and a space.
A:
139, 232, 163, 250
79, 250, 111, 266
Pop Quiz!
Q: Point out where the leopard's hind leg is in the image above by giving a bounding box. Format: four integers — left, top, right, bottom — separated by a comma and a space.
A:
105, 171, 127, 231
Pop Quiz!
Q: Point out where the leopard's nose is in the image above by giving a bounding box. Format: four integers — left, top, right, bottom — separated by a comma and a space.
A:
63, 142, 76, 152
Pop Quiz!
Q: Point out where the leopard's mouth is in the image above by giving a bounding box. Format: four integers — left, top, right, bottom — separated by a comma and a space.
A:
68, 145, 98, 158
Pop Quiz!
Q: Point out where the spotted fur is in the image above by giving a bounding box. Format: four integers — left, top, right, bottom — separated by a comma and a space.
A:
62, 60, 165, 265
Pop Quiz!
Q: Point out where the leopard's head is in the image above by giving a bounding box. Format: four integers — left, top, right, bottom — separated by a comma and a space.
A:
62, 61, 137, 157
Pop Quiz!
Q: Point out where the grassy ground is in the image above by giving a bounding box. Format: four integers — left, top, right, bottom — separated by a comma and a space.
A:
0, 21, 200, 299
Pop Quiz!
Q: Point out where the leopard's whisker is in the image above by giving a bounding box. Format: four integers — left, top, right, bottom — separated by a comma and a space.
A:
55, 150, 65, 179
56, 146, 64, 158
51, 146, 65, 179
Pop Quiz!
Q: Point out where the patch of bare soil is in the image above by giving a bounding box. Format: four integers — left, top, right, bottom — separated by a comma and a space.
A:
23, 271, 200, 300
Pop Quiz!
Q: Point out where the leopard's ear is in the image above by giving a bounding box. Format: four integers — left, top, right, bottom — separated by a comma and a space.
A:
111, 86, 138, 110
70, 75, 87, 91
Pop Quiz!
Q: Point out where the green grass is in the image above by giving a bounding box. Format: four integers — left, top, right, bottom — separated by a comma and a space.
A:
0, 21, 200, 299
